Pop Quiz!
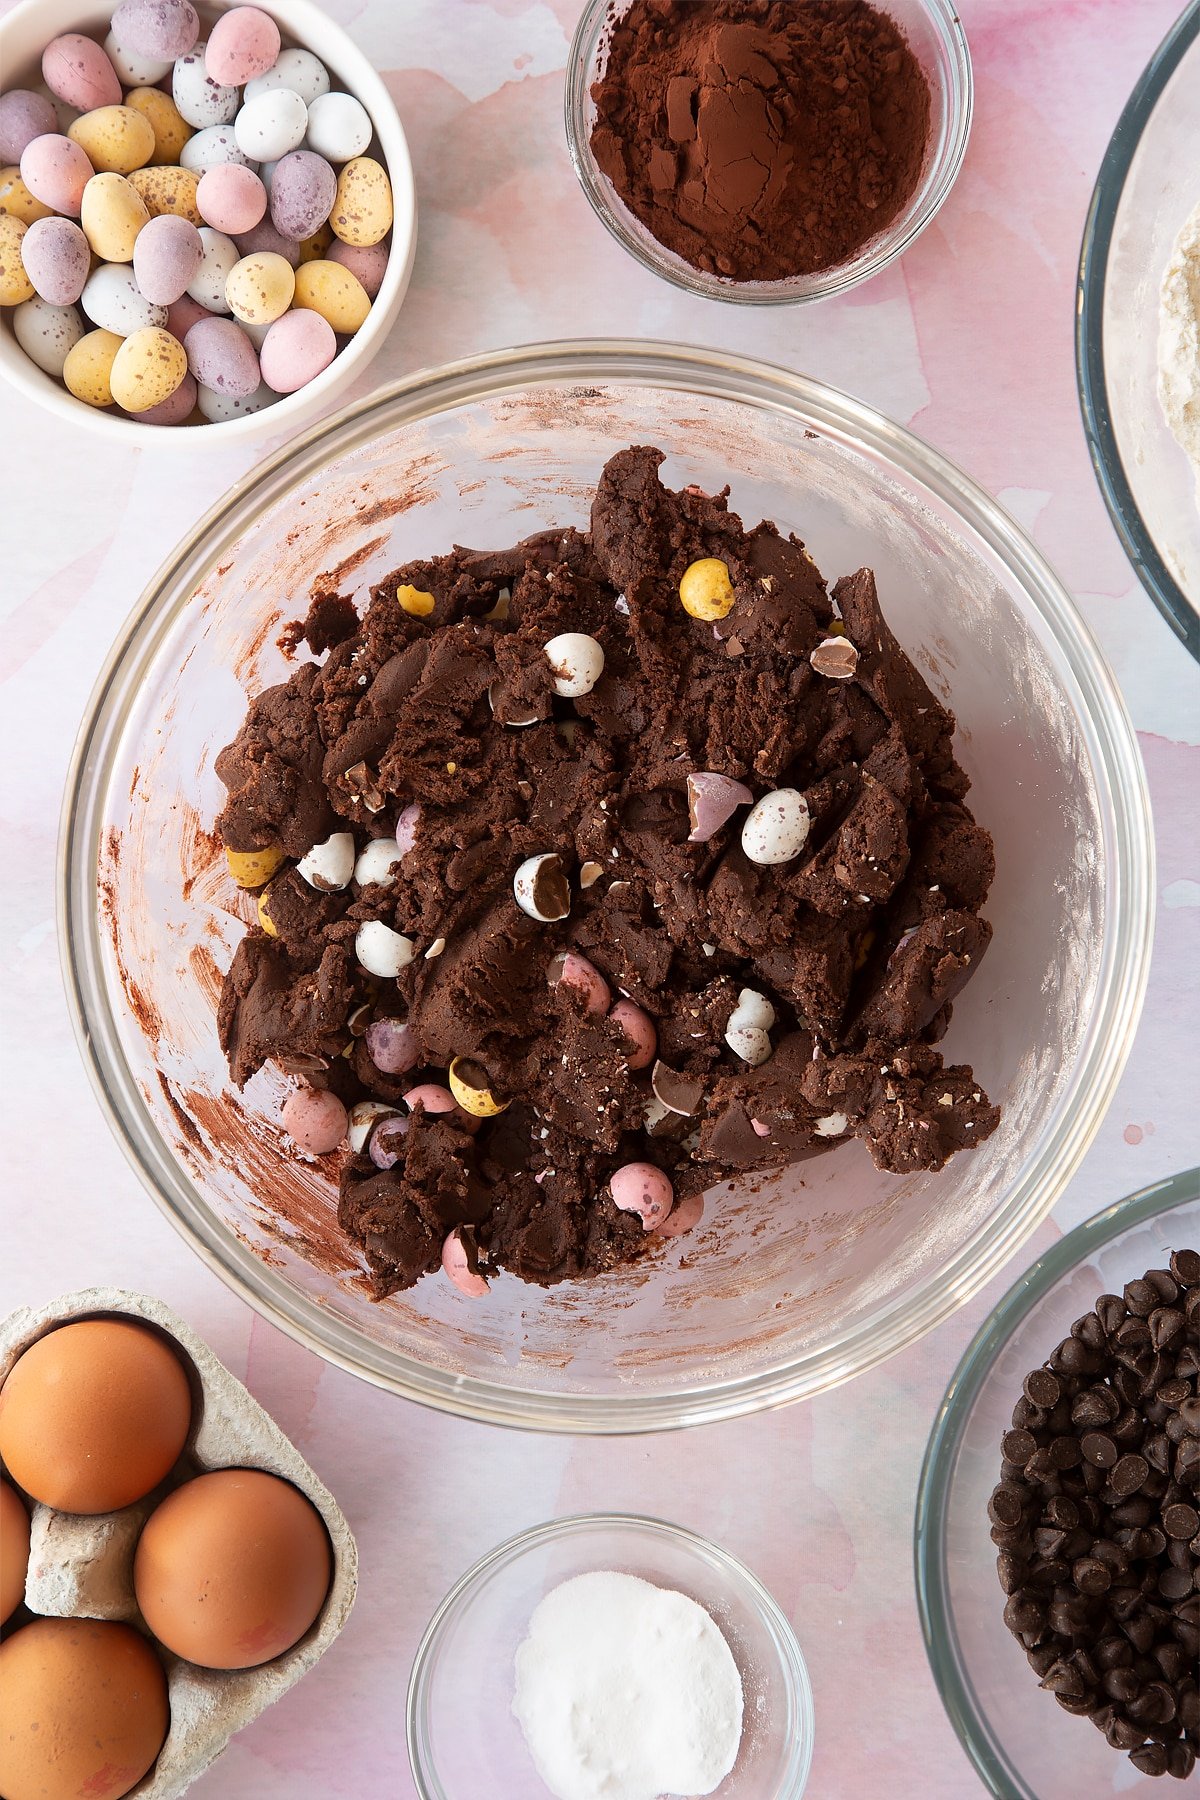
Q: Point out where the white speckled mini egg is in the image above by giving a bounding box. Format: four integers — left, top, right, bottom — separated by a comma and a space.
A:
80, 261, 167, 334
244, 48, 330, 107
103, 28, 172, 88
185, 225, 238, 311
172, 47, 239, 131
180, 124, 254, 174
234, 89, 308, 164
196, 377, 275, 421
12, 293, 84, 374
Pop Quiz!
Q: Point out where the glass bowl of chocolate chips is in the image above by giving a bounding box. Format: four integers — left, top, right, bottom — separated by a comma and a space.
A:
62, 340, 1151, 1430
916, 1168, 1200, 1796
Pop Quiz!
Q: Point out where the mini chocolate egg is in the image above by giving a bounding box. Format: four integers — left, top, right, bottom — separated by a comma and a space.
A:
293, 258, 369, 334
63, 326, 122, 404
610, 1161, 674, 1230
442, 1229, 488, 1298
42, 35, 122, 113
0, 1617, 169, 1800
0, 1317, 192, 1511
133, 1468, 332, 1669
195, 377, 274, 420
13, 295, 85, 375
112, 0, 199, 61
206, 6, 281, 86
139, 368, 197, 424
1, 1477, 29, 1623
269, 148, 335, 242
166, 291, 211, 339
330, 155, 393, 247
282, 1085, 347, 1153
123, 86, 192, 166
172, 46, 238, 131
608, 997, 657, 1069
0, 215, 34, 305
133, 212, 202, 303
0, 165, 54, 226
69, 104, 155, 175
297, 219, 332, 262
184, 314, 260, 397
305, 91, 373, 164
80, 172, 151, 262
103, 28, 172, 88
234, 214, 300, 267
82, 261, 166, 334
197, 162, 266, 235
128, 162, 201, 222
225, 249, 294, 325
186, 223, 238, 310
327, 236, 389, 299
259, 305, 335, 391
111, 324, 187, 412
244, 47, 330, 107
20, 133, 94, 216
0, 90, 58, 165
20, 214, 89, 303
180, 122, 253, 173
235, 88, 308, 164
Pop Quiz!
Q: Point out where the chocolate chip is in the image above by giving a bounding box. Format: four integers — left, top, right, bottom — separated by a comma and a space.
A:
1096, 1293, 1128, 1335
1082, 1432, 1119, 1468
1111, 1454, 1150, 1497
1159, 1567, 1194, 1602
1073, 1386, 1120, 1428
1025, 1368, 1061, 1408
1125, 1279, 1160, 1317
1169, 1249, 1200, 1287
1164, 1503, 1199, 1540
1131, 1741, 1170, 1776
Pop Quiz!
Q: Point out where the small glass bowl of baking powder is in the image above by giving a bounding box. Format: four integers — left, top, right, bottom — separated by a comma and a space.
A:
406, 1512, 814, 1798
565, 0, 972, 305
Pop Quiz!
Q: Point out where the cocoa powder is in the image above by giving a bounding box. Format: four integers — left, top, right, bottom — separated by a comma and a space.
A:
590, 0, 932, 283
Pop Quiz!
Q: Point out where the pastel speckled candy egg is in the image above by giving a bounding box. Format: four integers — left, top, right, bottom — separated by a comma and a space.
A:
225, 250, 294, 325
330, 157, 393, 247
109, 324, 187, 412
293, 259, 369, 334
196, 377, 273, 421
20, 215, 89, 303
0, 91, 58, 165
63, 326, 122, 404
180, 124, 252, 173
81, 262, 166, 334
172, 47, 238, 131
259, 307, 335, 392
197, 163, 266, 235
185, 225, 238, 310
305, 92, 373, 164
269, 150, 335, 242
128, 163, 201, 223
327, 237, 389, 299
42, 36, 122, 113
133, 213, 202, 304
244, 49, 330, 107
206, 8, 281, 86
234, 89, 307, 164
0, 216, 34, 305
138, 368, 197, 423
68, 105, 155, 175
184, 314, 259, 397
165, 292, 210, 338
13, 295, 85, 375
103, 29, 172, 88
610, 1161, 674, 1231
0, 166, 54, 227
20, 135, 94, 217
80, 172, 150, 262
234, 215, 299, 267
123, 88, 192, 166
297, 220, 331, 263
112, 0, 200, 62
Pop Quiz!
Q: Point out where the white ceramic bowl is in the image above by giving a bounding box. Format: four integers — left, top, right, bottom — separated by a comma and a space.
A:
0, 0, 417, 448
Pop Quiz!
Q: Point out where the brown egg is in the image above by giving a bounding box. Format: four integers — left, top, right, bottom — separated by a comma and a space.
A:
0, 1318, 192, 1513
0, 1617, 169, 1800
134, 1467, 332, 1669
1, 1477, 30, 1623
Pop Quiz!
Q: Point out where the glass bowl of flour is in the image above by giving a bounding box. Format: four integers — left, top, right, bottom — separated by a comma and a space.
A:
1078, 3, 1200, 663
406, 1513, 814, 1799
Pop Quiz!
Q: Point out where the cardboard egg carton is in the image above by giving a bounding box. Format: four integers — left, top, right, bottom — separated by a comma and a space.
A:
1, 1288, 357, 1799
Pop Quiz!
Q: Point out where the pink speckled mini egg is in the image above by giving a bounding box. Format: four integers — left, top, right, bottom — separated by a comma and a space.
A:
20, 135, 94, 217
165, 292, 211, 339
184, 314, 260, 398
259, 306, 335, 393
327, 238, 389, 300
197, 163, 267, 235
42, 34, 122, 112
133, 213, 203, 304
0, 91, 58, 165
21, 215, 90, 305
205, 7, 281, 86
233, 216, 300, 267
137, 368, 198, 424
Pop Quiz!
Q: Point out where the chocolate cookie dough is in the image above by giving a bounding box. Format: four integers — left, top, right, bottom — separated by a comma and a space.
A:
215, 447, 998, 1297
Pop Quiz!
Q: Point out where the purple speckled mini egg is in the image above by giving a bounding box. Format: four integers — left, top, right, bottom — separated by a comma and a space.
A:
183, 314, 260, 398
41, 35, 122, 112
20, 215, 90, 305
233, 216, 300, 268
327, 238, 390, 301
111, 0, 200, 62
269, 150, 336, 243
205, 7, 281, 87
133, 213, 203, 305
138, 368, 197, 423
259, 307, 335, 393
20, 135, 94, 217
0, 90, 58, 165
197, 163, 267, 235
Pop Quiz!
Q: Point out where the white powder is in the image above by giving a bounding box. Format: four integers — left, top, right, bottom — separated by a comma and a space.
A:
512, 1570, 744, 1800
1158, 199, 1200, 507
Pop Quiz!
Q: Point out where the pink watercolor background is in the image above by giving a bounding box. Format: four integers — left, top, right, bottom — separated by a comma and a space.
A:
1, 1, 1198, 1795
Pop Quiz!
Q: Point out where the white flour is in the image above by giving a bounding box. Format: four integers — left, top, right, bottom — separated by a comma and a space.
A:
1158, 200, 1200, 506
512, 1570, 744, 1800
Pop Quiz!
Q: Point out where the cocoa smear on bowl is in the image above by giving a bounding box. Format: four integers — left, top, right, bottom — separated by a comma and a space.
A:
590, 0, 932, 283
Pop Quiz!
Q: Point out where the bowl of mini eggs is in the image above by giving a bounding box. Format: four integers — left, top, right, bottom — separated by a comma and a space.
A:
0, 0, 416, 443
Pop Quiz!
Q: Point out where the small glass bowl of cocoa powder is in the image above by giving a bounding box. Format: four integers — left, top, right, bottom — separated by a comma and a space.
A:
566, 0, 972, 304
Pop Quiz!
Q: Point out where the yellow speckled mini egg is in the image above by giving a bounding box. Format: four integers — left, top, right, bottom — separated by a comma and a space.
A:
0, 215, 34, 305
128, 165, 201, 225
297, 221, 332, 263
225, 250, 294, 325
63, 328, 122, 406
69, 105, 156, 176
329, 157, 392, 248
293, 259, 370, 334
81, 172, 150, 263
110, 325, 187, 413
0, 166, 54, 227
123, 88, 192, 166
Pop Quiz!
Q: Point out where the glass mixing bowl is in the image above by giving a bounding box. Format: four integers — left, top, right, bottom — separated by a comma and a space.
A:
60, 341, 1153, 1432
1077, 1, 1200, 661
914, 1168, 1200, 1798
406, 1513, 814, 1799
565, 0, 972, 305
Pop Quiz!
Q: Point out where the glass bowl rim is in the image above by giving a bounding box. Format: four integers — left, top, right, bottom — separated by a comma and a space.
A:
1075, 0, 1200, 663
913, 1164, 1200, 1798
404, 1509, 816, 1800
58, 337, 1154, 1435
563, 0, 973, 306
